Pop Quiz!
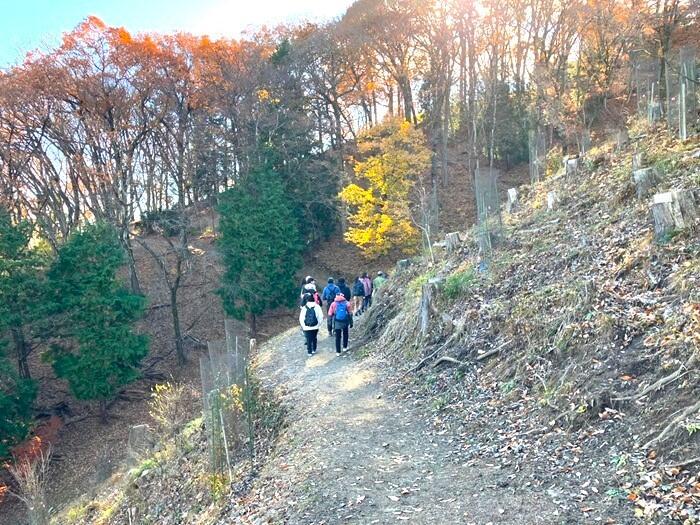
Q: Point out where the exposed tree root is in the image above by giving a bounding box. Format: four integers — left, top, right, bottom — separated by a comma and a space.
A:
643, 399, 700, 450
475, 340, 511, 362
613, 354, 697, 402
404, 341, 452, 376
662, 456, 700, 469
432, 356, 466, 368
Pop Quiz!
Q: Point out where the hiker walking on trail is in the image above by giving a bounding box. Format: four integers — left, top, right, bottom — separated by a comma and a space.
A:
360, 272, 373, 311
300, 275, 313, 297
337, 277, 352, 303
299, 293, 323, 356
322, 278, 340, 335
328, 293, 353, 355
300, 278, 322, 307
352, 277, 365, 315
374, 271, 387, 290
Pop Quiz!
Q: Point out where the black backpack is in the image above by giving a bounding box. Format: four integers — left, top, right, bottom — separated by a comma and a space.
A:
304, 305, 318, 327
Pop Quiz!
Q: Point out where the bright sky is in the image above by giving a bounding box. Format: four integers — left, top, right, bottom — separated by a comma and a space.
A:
0, 0, 355, 68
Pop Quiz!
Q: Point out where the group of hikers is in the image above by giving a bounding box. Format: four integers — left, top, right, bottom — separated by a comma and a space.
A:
298, 272, 388, 356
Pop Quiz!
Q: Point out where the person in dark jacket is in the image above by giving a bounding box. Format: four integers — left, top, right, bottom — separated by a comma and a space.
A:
328, 293, 353, 355
321, 278, 340, 335
337, 277, 352, 303
300, 281, 322, 307
352, 276, 365, 315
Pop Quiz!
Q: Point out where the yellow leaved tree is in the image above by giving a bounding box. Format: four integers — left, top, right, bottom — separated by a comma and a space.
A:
339, 119, 432, 258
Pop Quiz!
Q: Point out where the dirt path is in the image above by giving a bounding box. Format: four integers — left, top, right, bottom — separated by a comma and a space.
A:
253, 325, 562, 525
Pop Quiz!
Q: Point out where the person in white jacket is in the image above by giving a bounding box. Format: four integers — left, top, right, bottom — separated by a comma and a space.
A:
299, 293, 324, 356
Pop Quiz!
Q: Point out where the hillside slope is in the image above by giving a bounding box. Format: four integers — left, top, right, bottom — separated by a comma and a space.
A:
8, 123, 699, 525
361, 122, 700, 523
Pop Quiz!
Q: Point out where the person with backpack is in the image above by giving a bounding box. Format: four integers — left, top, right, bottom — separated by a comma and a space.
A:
300, 280, 323, 307
352, 276, 365, 316
321, 277, 340, 335
299, 275, 313, 297
337, 277, 352, 303
299, 292, 323, 356
328, 293, 353, 355
361, 272, 373, 311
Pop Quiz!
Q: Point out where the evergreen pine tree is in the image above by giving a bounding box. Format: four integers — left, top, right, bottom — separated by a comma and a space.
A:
45, 222, 148, 421
0, 354, 37, 458
0, 209, 48, 380
217, 169, 303, 335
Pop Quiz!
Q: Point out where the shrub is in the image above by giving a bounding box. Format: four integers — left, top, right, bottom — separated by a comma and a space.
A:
7, 446, 51, 525
149, 382, 195, 441
0, 359, 37, 459
443, 270, 476, 300
407, 268, 437, 297
141, 209, 183, 237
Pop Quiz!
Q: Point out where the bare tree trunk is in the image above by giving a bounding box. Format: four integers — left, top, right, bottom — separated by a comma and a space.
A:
171, 285, 185, 365
399, 76, 416, 124
441, 78, 451, 186
249, 313, 258, 339
388, 84, 394, 117
99, 400, 108, 424
120, 229, 141, 295
12, 326, 31, 380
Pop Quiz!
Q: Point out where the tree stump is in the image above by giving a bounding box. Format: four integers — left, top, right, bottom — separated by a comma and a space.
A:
616, 129, 629, 150
506, 188, 518, 213
632, 168, 659, 199
547, 191, 558, 211
127, 424, 155, 466
445, 232, 461, 253
420, 278, 443, 335
632, 151, 646, 171
648, 101, 662, 123
396, 259, 411, 272
651, 190, 698, 238
564, 157, 579, 178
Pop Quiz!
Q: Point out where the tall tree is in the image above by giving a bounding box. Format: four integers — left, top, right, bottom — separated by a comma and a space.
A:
45, 222, 148, 422
0, 209, 48, 380
0, 354, 37, 458
339, 119, 432, 258
218, 169, 303, 337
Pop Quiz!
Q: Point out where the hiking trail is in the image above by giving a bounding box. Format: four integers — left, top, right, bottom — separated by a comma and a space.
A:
251, 325, 559, 524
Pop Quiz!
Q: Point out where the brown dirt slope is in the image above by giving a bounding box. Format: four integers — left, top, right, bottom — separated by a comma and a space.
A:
241, 324, 562, 524
360, 122, 700, 523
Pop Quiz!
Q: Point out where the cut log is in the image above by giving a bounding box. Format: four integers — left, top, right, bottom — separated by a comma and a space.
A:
547, 191, 558, 211
632, 151, 646, 171
632, 168, 660, 199
506, 188, 518, 213
651, 190, 698, 238
445, 232, 461, 253
420, 278, 443, 335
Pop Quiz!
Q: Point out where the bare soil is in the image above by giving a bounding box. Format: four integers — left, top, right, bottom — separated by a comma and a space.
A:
246, 322, 562, 524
